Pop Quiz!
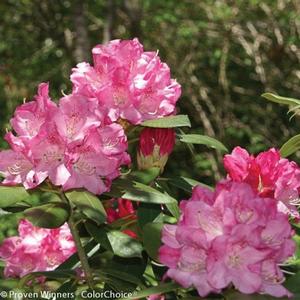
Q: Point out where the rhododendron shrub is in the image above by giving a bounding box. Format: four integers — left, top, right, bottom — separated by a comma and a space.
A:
0, 39, 299, 299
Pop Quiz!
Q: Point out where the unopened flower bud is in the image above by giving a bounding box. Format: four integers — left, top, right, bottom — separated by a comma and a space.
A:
137, 128, 175, 172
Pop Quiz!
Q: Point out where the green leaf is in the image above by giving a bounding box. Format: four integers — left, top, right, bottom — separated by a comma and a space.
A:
119, 282, 179, 299
24, 202, 69, 228
66, 190, 106, 224
19, 270, 76, 287
0, 185, 31, 208
56, 239, 98, 270
280, 134, 300, 157
284, 271, 300, 299
166, 176, 212, 193
55, 280, 77, 298
104, 256, 147, 289
0, 278, 19, 290
165, 201, 180, 220
97, 268, 144, 287
123, 181, 177, 204
155, 181, 179, 219
262, 93, 300, 107
130, 168, 160, 185
85, 222, 113, 251
141, 115, 191, 128
227, 291, 289, 300
178, 134, 228, 152
107, 230, 143, 258
142, 222, 164, 260
137, 203, 162, 228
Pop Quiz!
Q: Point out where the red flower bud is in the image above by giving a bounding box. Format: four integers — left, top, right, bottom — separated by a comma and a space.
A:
137, 128, 175, 172
105, 198, 138, 238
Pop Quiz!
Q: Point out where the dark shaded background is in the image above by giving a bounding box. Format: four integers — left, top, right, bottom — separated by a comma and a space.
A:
1, 0, 300, 185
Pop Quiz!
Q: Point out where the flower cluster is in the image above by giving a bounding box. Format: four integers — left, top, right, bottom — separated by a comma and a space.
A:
0, 219, 75, 278
160, 182, 295, 297
224, 147, 300, 218
159, 147, 299, 298
0, 83, 130, 194
0, 39, 180, 194
71, 38, 181, 125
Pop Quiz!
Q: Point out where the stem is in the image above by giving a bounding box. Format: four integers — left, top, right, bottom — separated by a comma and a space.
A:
60, 191, 94, 288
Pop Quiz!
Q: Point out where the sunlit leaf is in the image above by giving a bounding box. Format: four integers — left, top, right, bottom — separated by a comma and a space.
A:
280, 134, 300, 157
107, 231, 143, 258
123, 181, 177, 204
24, 202, 69, 228
262, 93, 300, 107
178, 134, 228, 152
0, 186, 31, 208
66, 190, 106, 224
141, 115, 191, 128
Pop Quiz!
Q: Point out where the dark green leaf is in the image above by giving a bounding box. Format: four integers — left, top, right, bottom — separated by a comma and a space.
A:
66, 190, 106, 224
137, 202, 162, 228
119, 282, 179, 299
56, 239, 98, 270
24, 202, 69, 228
97, 268, 144, 287
141, 115, 191, 128
55, 280, 76, 298
104, 256, 147, 287
178, 134, 228, 152
280, 134, 300, 157
142, 222, 164, 260
19, 270, 76, 287
107, 230, 143, 258
284, 271, 300, 299
166, 176, 212, 193
85, 222, 113, 251
227, 290, 290, 300
0, 186, 31, 208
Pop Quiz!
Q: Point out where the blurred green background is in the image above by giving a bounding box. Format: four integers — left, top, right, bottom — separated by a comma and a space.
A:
0, 0, 300, 184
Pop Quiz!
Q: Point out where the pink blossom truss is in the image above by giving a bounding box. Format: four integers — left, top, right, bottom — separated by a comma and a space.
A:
0, 219, 76, 278
71, 38, 181, 124
159, 181, 295, 298
224, 146, 300, 218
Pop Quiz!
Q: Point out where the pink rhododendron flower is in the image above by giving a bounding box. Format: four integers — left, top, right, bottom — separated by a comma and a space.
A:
10, 83, 57, 139
137, 128, 175, 172
0, 219, 76, 278
224, 146, 300, 218
71, 39, 181, 124
0, 149, 36, 189
159, 181, 295, 298
62, 123, 130, 194
54, 93, 101, 144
